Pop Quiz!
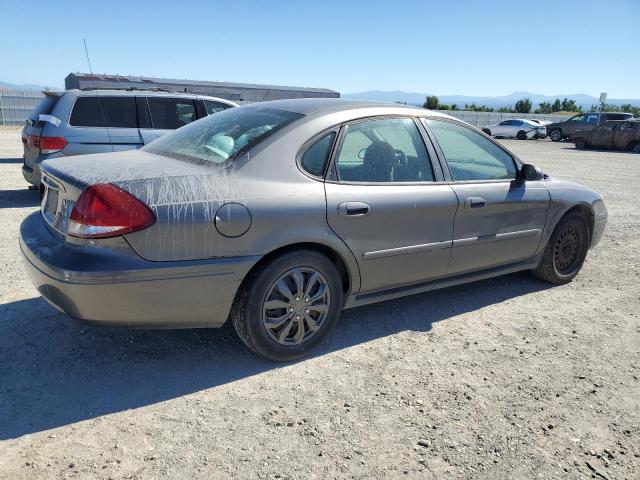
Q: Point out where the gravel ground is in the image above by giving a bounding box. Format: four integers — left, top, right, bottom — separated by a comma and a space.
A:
0, 125, 638, 480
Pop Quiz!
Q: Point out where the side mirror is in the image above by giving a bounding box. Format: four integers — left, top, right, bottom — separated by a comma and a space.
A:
521, 163, 544, 181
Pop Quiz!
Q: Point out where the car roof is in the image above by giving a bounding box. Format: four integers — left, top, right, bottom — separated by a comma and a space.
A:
232, 98, 447, 117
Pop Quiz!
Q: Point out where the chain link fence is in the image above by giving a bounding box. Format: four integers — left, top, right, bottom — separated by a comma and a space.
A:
0, 89, 45, 125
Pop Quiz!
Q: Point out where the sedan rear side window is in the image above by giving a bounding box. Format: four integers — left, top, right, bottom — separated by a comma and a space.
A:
70, 97, 137, 128
426, 119, 517, 181
148, 98, 197, 129
300, 132, 336, 177
335, 118, 434, 183
142, 107, 303, 165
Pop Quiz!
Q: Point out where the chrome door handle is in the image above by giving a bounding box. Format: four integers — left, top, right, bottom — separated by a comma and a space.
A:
465, 196, 486, 209
338, 202, 371, 217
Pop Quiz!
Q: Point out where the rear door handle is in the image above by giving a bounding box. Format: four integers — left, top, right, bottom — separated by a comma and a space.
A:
465, 196, 486, 209
338, 202, 371, 217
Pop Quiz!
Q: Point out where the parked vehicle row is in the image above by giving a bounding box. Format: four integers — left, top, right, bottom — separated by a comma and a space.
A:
573, 119, 640, 152
21, 89, 237, 186
546, 112, 634, 142
20, 99, 607, 361
482, 119, 547, 140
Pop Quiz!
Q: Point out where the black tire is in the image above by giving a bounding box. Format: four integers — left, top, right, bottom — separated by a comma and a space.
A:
631, 142, 640, 154
575, 139, 588, 149
231, 249, 344, 361
549, 128, 563, 142
532, 212, 589, 285
482, 128, 492, 136
516, 130, 528, 140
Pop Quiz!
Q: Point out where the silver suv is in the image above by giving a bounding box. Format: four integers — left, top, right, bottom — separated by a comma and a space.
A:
22, 89, 237, 186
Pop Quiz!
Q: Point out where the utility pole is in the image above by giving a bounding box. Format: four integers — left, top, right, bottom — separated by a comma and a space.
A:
599, 92, 607, 113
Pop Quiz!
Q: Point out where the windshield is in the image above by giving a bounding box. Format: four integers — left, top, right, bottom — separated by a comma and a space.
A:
142, 106, 303, 165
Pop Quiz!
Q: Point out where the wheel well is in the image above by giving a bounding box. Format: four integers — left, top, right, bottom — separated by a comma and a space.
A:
246, 243, 352, 294
627, 140, 638, 150
562, 204, 594, 244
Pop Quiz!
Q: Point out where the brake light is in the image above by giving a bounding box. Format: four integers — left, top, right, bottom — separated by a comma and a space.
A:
26, 135, 67, 154
67, 184, 155, 238
39, 137, 67, 154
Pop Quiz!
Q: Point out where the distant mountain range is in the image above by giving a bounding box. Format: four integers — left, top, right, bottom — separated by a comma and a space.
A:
343, 90, 640, 109
0, 80, 61, 91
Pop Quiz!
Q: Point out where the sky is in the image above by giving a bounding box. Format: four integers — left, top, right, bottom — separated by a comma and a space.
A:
1, 0, 639, 98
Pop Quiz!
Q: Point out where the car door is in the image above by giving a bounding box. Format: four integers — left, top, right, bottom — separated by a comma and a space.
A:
495, 120, 512, 137
589, 121, 617, 148
138, 97, 199, 145
65, 96, 143, 155
423, 118, 550, 275
324, 116, 458, 293
614, 121, 638, 149
563, 113, 589, 137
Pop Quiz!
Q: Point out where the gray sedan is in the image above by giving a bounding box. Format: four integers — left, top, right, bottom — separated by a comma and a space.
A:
20, 99, 607, 361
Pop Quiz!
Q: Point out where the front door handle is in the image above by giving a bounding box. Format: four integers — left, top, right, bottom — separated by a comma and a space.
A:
338, 202, 371, 217
465, 196, 486, 209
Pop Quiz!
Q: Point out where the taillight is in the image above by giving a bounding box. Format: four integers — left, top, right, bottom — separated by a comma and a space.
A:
26, 135, 67, 154
39, 137, 67, 154
67, 184, 155, 238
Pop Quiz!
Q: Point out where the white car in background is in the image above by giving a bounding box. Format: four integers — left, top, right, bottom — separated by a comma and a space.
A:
482, 119, 546, 140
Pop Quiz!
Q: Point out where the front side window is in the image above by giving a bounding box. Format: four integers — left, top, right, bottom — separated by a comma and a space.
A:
586, 114, 599, 125
70, 96, 137, 128
147, 98, 196, 129
621, 122, 638, 131
425, 119, 517, 181
142, 107, 302, 165
335, 118, 434, 183
204, 100, 232, 115
570, 114, 587, 124
300, 132, 336, 177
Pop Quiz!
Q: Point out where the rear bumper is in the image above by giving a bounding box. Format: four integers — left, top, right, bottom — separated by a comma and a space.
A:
20, 212, 260, 328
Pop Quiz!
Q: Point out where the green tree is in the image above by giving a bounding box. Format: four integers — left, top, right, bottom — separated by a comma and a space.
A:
423, 95, 440, 110
551, 99, 562, 112
536, 102, 552, 114
438, 104, 450, 110
514, 98, 532, 114
561, 98, 580, 112
451, 104, 458, 111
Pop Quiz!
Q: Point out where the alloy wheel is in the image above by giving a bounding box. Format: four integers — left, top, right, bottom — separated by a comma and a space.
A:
262, 267, 330, 345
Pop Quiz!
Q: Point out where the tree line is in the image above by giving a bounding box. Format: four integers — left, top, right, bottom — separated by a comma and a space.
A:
421, 95, 639, 115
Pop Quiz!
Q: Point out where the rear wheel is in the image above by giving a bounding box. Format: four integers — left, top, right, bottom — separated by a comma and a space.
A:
231, 250, 343, 361
575, 139, 588, 149
631, 142, 640, 153
516, 130, 528, 140
549, 128, 563, 142
482, 128, 492, 136
532, 212, 589, 284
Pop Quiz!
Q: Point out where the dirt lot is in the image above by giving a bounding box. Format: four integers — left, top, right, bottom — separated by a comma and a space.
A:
0, 125, 638, 480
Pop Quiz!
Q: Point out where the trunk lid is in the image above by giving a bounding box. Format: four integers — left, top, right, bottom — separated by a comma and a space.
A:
39, 150, 247, 261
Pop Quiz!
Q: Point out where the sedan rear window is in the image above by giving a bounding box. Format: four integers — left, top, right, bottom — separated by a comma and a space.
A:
142, 107, 302, 165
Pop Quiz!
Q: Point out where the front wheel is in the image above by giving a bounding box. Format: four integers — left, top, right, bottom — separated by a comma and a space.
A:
532, 212, 589, 284
516, 130, 528, 140
631, 142, 640, 154
549, 128, 563, 142
231, 250, 344, 361
482, 128, 492, 136
575, 139, 588, 149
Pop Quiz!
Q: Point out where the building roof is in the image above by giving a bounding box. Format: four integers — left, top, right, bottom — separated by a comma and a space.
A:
66, 73, 338, 94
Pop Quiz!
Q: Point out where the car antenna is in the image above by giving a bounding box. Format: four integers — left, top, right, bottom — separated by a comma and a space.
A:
83, 39, 114, 152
